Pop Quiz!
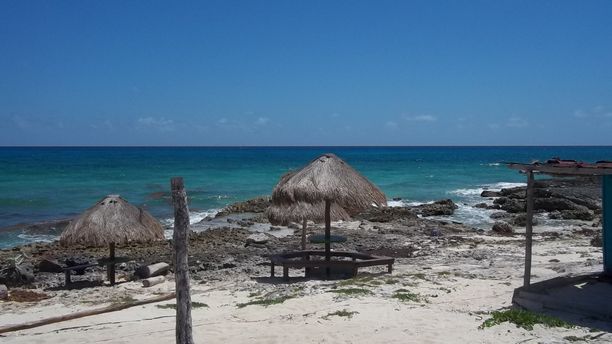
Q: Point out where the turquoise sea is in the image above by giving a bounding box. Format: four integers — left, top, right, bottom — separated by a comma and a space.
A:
1, 146, 611, 248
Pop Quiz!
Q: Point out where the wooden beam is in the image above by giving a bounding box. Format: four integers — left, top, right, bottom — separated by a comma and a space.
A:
301, 219, 307, 250
507, 163, 612, 176
603, 175, 612, 275
524, 170, 535, 287
0, 292, 176, 334
325, 199, 331, 278
171, 177, 194, 344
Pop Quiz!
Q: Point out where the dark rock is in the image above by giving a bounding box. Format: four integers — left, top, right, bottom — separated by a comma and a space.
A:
473, 203, 489, 209
534, 198, 579, 212
480, 190, 501, 197
215, 197, 271, 217
38, 259, 63, 273
512, 214, 539, 227
490, 212, 511, 220
591, 235, 603, 247
491, 222, 513, 236
245, 233, 269, 246
392, 197, 402, 201
493, 198, 525, 213
356, 206, 417, 222
558, 207, 595, 221
413, 199, 458, 217
0, 264, 35, 286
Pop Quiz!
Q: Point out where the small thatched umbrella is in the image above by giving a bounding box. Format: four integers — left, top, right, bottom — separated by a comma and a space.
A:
60, 195, 165, 285
267, 154, 387, 261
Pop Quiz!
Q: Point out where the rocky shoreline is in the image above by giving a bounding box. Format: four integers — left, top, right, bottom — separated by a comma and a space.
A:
0, 176, 603, 292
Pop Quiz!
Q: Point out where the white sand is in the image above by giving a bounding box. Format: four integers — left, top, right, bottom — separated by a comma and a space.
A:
1, 234, 610, 343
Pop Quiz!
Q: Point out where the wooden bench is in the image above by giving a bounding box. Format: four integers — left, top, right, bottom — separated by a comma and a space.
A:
270, 250, 394, 281
63, 257, 130, 286
63, 263, 99, 285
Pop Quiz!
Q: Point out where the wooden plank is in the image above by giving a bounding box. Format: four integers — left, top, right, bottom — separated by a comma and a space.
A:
524, 170, 535, 287
603, 175, 612, 274
507, 163, 612, 176
171, 177, 194, 344
0, 293, 176, 334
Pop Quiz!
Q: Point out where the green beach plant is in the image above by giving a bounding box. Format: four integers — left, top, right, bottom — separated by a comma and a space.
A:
322, 309, 359, 320
479, 309, 574, 331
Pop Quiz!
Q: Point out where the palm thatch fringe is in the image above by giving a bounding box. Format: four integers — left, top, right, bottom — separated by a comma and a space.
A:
265, 201, 350, 226
270, 153, 387, 216
60, 195, 165, 247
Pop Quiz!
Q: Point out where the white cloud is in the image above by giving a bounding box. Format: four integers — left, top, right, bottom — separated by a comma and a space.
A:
505, 117, 528, 128
574, 110, 588, 118
573, 106, 611, 120
488, 123, 501, 130
12, 115, 30, 129
255, 117, 270, 125
385, 121, 398, 129
137, 117, 175, 131
217, 118, 228, 125
404, 114, 437, 122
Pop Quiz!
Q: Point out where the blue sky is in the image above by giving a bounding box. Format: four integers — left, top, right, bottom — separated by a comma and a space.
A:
1, 1, 611, 146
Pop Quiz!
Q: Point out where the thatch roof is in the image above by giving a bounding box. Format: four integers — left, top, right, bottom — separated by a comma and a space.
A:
60, 195, 165, 247
266, 201, 351, 225
267, 154, 387, 224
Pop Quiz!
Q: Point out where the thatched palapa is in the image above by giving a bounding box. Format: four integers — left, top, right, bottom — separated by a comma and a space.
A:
60, 195, 165, 247
270, 154, 387, 213
60, 195, 164, 285
266, 153, 386, 256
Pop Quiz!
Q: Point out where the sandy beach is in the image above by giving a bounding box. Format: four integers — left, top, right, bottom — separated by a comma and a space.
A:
1, 184, 610, 344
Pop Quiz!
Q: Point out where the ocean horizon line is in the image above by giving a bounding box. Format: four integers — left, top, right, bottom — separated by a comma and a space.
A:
2, 144, 612, 148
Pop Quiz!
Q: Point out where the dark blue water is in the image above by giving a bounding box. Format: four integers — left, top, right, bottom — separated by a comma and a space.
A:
1, 146, 611, 248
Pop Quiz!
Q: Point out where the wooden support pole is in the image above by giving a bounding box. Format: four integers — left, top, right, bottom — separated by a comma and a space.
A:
171, 177, 194, 344
108, 242, 116, 286
301, 219, 307, 250
603, 175, 612, 275
523, 170, 535, 287
325, 199, 331, 278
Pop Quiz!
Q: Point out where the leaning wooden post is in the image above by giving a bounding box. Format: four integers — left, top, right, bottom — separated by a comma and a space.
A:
603, 175, 612, 275
523, 170, 535, 287
301, 219, 307, 250
171, 177, 194, 344
108, 242, 116, 286
324, 199, 331, 278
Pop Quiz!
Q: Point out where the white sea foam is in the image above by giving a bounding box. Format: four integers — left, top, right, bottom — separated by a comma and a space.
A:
161, 209, 220, 227
16, 233, 57, 244
387, 200, 434, 207
449, 182, 526, 197
189, 209, 221, 224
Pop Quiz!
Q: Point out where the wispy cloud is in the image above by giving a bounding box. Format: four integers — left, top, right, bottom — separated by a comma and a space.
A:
404, 114, 437, 122
573, 105, 611, 120
385, 121, 398, 129
505, 116, 528, 128
255, 117, 270, 125
136, 117, 175, 131
12, 115, 30, 129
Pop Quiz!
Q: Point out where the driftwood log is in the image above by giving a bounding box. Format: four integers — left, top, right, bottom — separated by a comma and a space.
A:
171, 177, 194, 344
142, 276, 166, 287
140, 262, 170, 278
0, 292, 175, 334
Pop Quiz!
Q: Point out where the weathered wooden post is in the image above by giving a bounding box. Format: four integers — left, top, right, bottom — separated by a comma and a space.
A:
301, 219, 307, 250
325, 199, 331, 278
603, 175, 612, 275
171, 177, 194, 344
523, 170, 535, 287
